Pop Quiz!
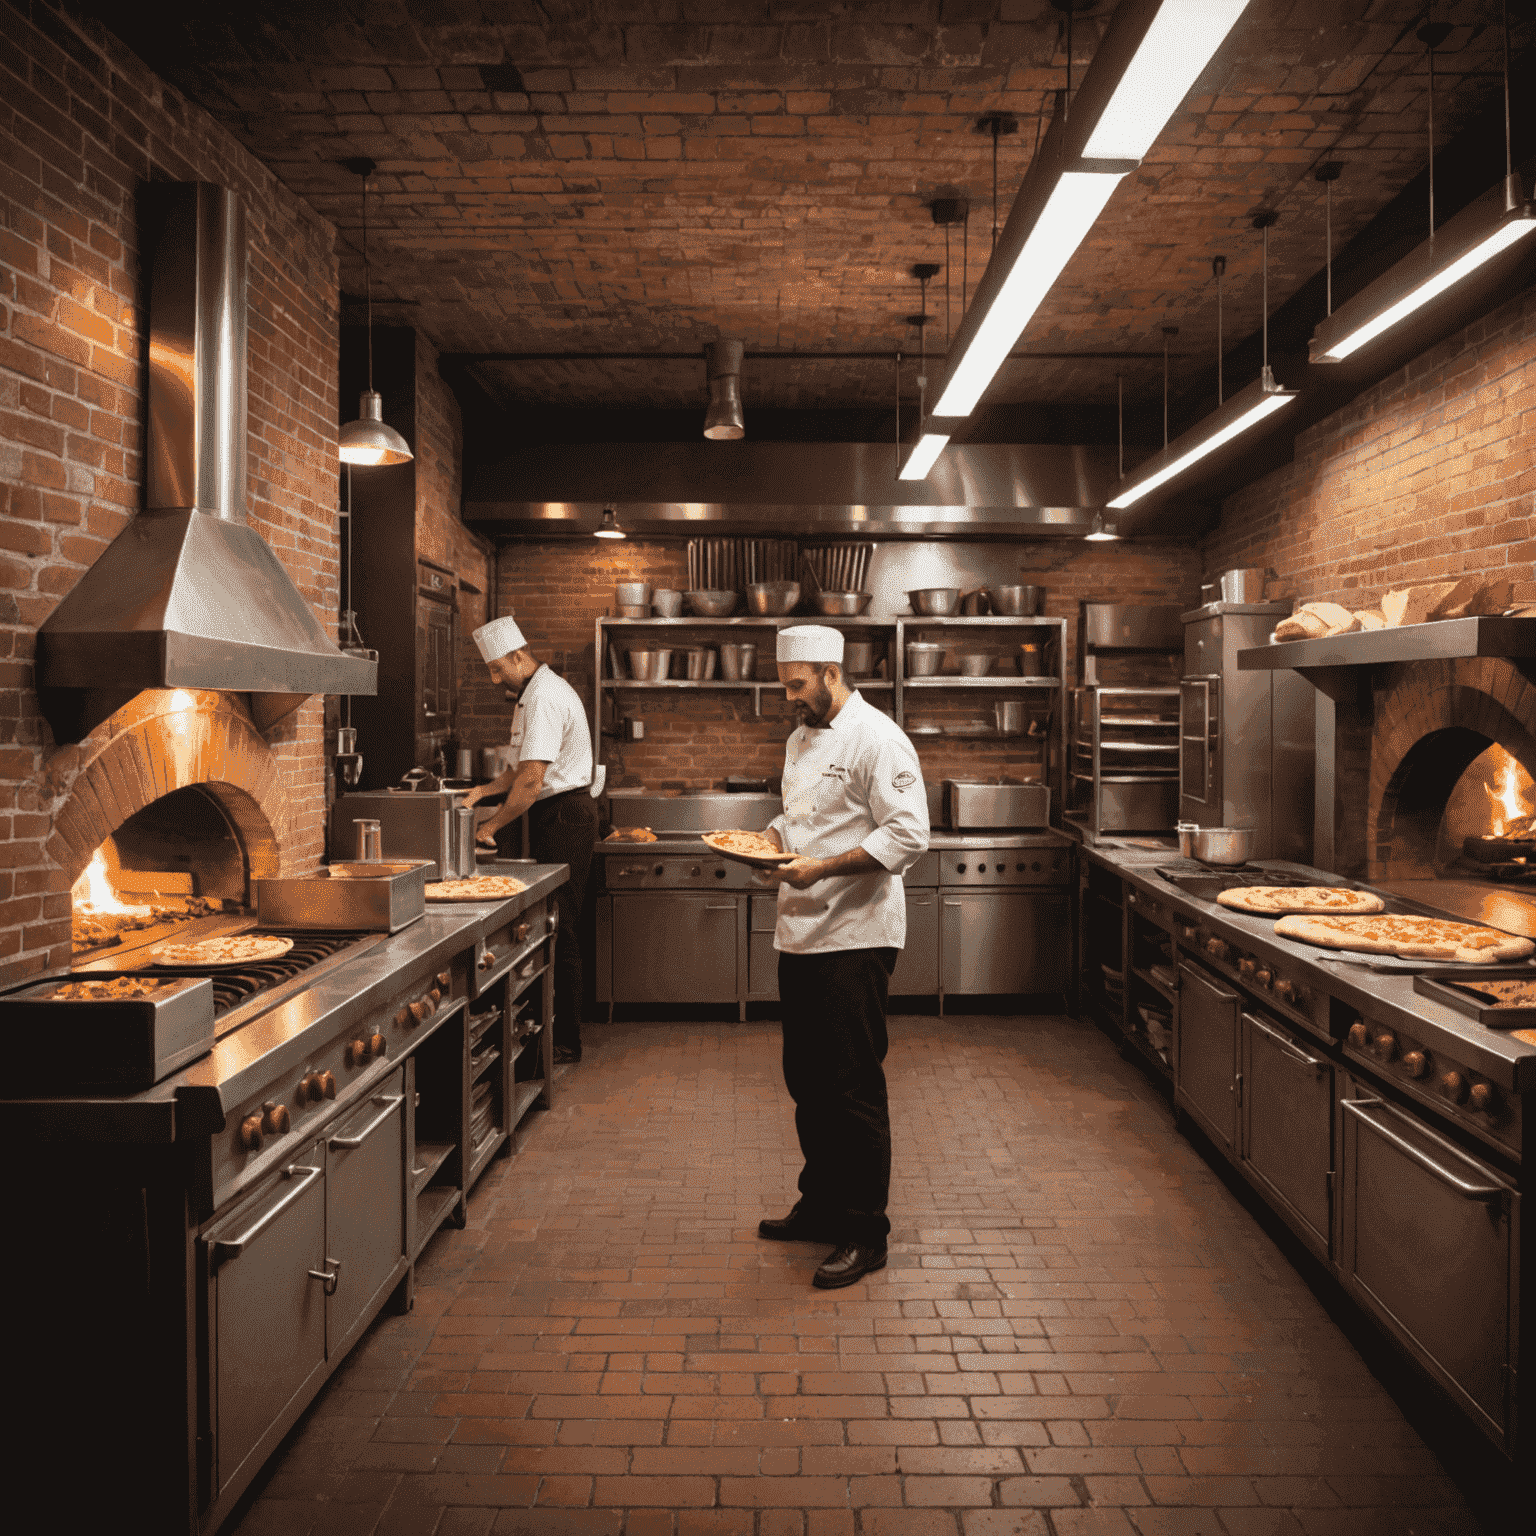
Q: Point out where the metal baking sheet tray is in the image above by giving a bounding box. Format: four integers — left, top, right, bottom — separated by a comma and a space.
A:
1412, 966, 1536, 1027
0, 973, 215, 1088
255, 860, 429, 931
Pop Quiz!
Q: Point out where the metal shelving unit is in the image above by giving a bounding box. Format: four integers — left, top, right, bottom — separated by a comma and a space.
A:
594, 612, 1069, 823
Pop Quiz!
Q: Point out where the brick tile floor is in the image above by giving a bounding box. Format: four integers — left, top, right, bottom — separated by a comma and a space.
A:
227, 1016, 1488, 1536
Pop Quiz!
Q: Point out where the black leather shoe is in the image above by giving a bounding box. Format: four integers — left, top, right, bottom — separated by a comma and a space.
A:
812, 1242, 887, 1289
758, 1202, 837, 1243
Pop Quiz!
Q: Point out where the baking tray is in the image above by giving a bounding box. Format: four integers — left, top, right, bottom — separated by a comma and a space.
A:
255, 861, 429, 932
0, 972, 215, 1088
1412, 966, 1536, 1027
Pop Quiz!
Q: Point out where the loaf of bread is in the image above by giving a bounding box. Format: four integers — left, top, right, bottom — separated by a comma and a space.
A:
1353, 609, 1387, 630
1273, 609, 1330, 642
1381, 583, 1459, 626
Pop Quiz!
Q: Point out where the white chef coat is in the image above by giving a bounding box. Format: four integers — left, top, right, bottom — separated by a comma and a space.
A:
506, 664, 593, 800
767, 690, 929, 955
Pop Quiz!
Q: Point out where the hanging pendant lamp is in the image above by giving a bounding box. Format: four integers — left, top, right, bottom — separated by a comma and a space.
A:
339, 158, 414, 467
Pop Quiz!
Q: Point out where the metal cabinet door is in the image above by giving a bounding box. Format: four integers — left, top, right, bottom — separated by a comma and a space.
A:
1239, 1012, 1332, 1259
1175, 961, 1238, 1152
889, 891, 938, 993
203, 1153, 328, 1497
610, 893, 740, 1002
941, 891, 1071, 995
749, 932, 779, 999
1338, 1082, 1517, 1450
1179, 676, 1220, 815
325, 1070, 406, 1350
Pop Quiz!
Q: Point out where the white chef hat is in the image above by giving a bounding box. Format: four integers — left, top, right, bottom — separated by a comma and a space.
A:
472, 616, 527, 662
776, 624, 845, 664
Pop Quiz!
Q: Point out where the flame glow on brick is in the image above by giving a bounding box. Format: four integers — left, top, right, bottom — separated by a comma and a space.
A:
1482, 747, 1533, 836
73, 849, 131, 914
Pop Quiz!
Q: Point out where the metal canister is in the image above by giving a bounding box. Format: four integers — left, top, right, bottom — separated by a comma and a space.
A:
353, 818, 382, 861
454, 806, 478, 875
456, 748, 474, 779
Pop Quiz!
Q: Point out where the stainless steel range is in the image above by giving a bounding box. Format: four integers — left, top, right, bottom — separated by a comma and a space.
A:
1085, 845, 1533, 1464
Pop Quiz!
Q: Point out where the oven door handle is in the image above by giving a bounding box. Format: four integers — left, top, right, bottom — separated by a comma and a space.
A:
329, 1093, 405, 1150
1245, 1012, 1324, 1070
1341, 1098, 1505, 1202
210, 1164, 322, 1260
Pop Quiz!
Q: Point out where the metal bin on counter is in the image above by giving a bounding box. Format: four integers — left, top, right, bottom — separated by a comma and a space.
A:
1070, 686, 1180, 835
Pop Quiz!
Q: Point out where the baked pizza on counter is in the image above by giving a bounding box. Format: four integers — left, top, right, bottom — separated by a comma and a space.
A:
1273, 912, 1536, 964
150, 934, 295, 967
1217, 886, 1385, 916
424, 875, 528, 901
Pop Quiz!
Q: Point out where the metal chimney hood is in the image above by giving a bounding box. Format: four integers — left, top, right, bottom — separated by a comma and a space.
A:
462, 441, 1117, 539
38, 183, 376, 737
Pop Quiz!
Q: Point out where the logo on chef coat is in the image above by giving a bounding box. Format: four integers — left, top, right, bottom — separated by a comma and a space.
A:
892, 769, 917, 791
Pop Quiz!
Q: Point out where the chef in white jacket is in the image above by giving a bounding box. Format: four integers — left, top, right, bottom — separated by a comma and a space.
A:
755, 624, 929, 1288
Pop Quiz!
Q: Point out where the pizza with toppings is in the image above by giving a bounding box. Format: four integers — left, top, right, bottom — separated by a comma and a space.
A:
150, 934, 295, 967
1217, 886, 1385, 916
605, 827, 658, 843
701, 830, 796, 867
424, 875, 528, 901
47, 977, 173, 1001
1460, 978, 1536, 1008
1274, 913, 1536, 964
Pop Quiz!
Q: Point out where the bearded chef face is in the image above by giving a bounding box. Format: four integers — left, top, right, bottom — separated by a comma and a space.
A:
778, 661, 840, 728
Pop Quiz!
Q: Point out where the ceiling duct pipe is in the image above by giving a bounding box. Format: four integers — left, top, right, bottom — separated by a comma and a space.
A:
37, 182, 378, 740
703, 339, 746, 440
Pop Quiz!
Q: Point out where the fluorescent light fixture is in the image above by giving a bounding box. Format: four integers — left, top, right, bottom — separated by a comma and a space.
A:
1311, 178, 1536, 363
1083, 0, 1251, 161
933, 171, 1126, 418
1084, 513, 1119, 541
898, 431, 951, 481
930, 0, 1255, 421
1107, 366, 1296, 509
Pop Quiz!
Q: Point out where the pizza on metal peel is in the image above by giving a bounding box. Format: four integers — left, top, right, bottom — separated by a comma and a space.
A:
1273, 912, 1535, 964
1216, 886, 1385, 916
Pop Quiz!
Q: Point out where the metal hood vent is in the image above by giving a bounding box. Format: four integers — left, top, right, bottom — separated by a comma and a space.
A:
38, 183, 376, 734
463, 441, 1118, 539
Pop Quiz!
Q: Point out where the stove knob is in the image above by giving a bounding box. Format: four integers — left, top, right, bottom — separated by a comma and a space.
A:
1372, 1032, 1398, 1063
395, 1008, 410, 1028
1348, 1021, 1369, 1049
369, 1033, 387, 1059
1276, 979, 1299, 1005
238, 1114, 263, 1152
1441, 1070, 1469, 1105
347, 1038, 369, 1066
1238, 958, 1256, 980
977, 863, 987, 873
261, 1101, 290, 1136
957, 864, 967, 874
1254, 968, 1273, 989
1032, 860, 1042, 872
653, 864, 665, 877
714, 867, 726, 878
436, 970, 452, 989
318, 1071, 336, 1098
1402, 1050, 1428, 1079
514, 921, 530, 942
409, 997, 432, 1023
429, 987, 442, 1004
300, 1072, 324, 1102
1205, 938, 1230, 962
1470, 1082, 1497, 1114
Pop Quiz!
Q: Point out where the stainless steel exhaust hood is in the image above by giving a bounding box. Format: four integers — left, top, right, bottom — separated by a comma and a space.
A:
38, 183, 377, 733
463, 441, 1117, 539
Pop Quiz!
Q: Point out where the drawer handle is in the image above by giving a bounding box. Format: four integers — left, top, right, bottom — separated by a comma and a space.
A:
329, 1094, 404, 1150
210, 1164, 321, 1260
704, 904, 736, 911
1341, 1099, 1503, 1202
1245, 1013, 1324, 1070
308, 1259, 341, 1296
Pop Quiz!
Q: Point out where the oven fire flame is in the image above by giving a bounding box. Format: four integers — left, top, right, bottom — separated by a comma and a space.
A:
71, 849, 148, 917
1481, 747, 1535, 838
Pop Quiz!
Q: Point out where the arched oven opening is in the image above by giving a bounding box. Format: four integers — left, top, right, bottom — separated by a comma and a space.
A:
71, 785, 253, 958
1440, 743, 1536, 881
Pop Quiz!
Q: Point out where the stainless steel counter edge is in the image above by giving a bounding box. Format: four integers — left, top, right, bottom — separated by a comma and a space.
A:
1080, 844, 1536, 1093
0, 864, 568, 1140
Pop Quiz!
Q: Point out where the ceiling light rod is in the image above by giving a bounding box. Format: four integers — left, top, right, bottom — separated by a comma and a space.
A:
1212, 255, 1226, 403
932, 0, 1253, 422
1420, 21, 1452, 240
1315, 163, 1341, 316
339, 157, 413, 467
897, 266, 947, 481
1162, 325, 1177, 448
1309, 5, 1534, 365
974, 113, 1019, 256
1253, 210, 1277, 370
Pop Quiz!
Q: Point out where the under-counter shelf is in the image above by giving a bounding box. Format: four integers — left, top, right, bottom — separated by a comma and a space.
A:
904, 675, 1061, 689
467, 1128, 507, 1184
603, 614, 895, 628
411, 1141, 454, 1194
603, 678, 893, 691
470, 1046, 500, 1080
412, 1184, 460, 1260
510, 1080, 545, 1129
1132, 965, 1175, 1003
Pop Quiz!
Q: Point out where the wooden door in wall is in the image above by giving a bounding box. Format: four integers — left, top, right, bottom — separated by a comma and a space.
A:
416, 559, 457, 766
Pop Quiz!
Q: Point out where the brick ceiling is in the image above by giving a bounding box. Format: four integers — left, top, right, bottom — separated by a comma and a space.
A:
89, 1, 1531, 417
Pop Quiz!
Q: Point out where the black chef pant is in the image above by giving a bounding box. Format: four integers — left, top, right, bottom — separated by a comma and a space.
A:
526, 788, 597, 1053
777, 945, 897, 1245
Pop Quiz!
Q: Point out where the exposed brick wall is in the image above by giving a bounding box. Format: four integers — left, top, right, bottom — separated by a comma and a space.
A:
1202, 287, 1536, 606
0, 0, 341, 982
471, 538, 1200, 796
